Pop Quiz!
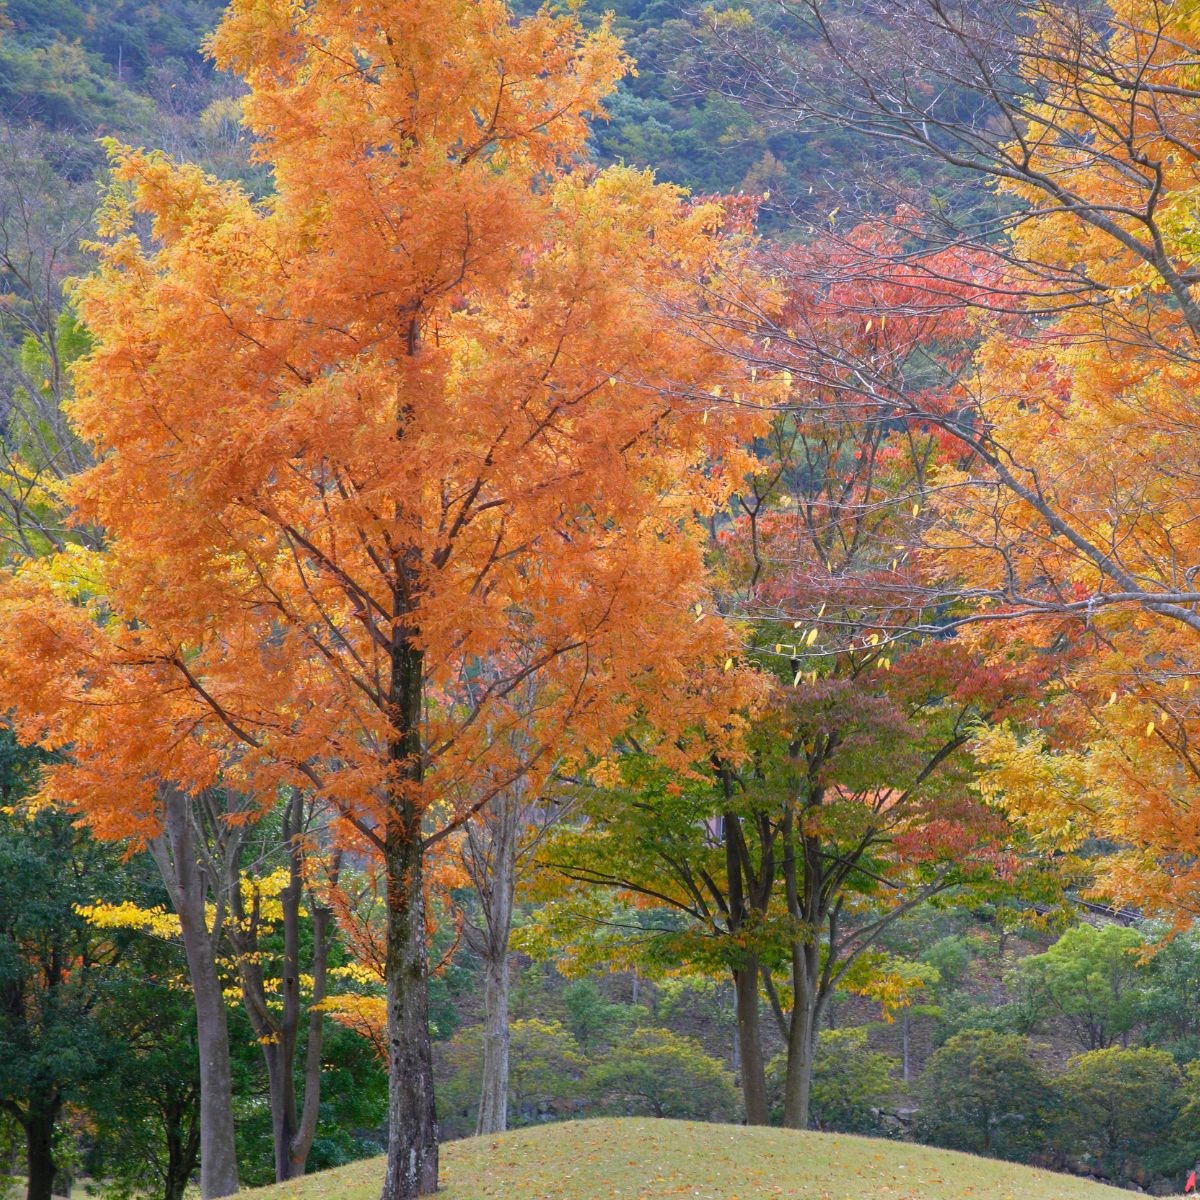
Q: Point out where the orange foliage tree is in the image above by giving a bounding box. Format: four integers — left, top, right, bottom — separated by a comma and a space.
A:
0, 2, 770, 1196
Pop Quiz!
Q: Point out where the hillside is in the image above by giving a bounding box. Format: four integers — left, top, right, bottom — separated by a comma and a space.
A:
244, 1119, 1141, 1200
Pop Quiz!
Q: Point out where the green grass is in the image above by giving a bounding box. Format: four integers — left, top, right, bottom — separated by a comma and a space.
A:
245, 1118, 1154, 1200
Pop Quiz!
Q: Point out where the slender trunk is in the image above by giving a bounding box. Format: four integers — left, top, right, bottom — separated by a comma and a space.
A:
151, 791, 240, 1200
462, 776, 522, 1137
232, 801, 335, 1183
264, 1046, 298, 1185
901, 1011, 910, 1083
476, 949, 510, 1135
780, 781, 829, 1133
181, 894, 241, 1199
782, 982, 818, 1130
23, 1108, 55, 1200
266, 796, 303, 1184
162, 1099, 199, 1200
164, 1165, 189, 1200
381, 818, 438, 1199
290, 865, 337, 1178
473, 789, 516, 1137
721, 805, 770, 1127
733, 961, 769, 1126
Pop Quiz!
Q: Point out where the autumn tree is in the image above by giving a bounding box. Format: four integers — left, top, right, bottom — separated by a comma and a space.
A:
0, 2, 770, 1196
697, 0, 1200, 928
528, 219, 1056, 1130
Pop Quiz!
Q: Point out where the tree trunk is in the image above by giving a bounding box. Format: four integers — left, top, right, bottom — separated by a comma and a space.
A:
476, 947, 510, 1135
264, 1047, 298, 1185
150, 791, 240, 1200
381, 816, 439, 1200
473, 787, 517, 1137
781, 935, 821, 1131
161, 1099, 200, 1200
720, 804, 771, 1127
51, 1162, 70, 1200
901, 1011, 910, 1083
733, 961, 769, 1125
782, 999, 817, 1130
290, 871, 336, 1178
270, 799, 303, 1184
23, 1108, 55, 1200
229, 798, 336, 1183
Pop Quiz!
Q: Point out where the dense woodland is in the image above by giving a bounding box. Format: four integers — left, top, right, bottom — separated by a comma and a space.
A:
3, 1, 1200, 1199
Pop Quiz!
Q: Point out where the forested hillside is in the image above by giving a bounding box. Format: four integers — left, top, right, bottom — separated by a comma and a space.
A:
2, 3, 1200, 1200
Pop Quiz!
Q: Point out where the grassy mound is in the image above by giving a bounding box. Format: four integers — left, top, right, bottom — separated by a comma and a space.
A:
245, 1118, 1148, 1199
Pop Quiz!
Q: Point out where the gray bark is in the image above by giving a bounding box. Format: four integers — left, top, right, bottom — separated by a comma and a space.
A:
228, 793, 337, 1182
464, 781, 521, 1136
733, 961, 769, 1125
149, 790, 240, 1200
476, 948, 511, 1135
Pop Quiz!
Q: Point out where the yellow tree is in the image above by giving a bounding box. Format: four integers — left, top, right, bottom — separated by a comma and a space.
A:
929, 0, 1200, 920
0, 2, 769, 1196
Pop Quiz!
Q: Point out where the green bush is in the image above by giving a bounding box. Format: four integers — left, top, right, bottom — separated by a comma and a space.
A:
435, 1019, 585, 1138
583, 1028, 738, 1122
767, 1028, 897, 1134
1058, 1046, 1186, 1185
1007, 924, 1147, 1052
916, 1030, 1056, 1162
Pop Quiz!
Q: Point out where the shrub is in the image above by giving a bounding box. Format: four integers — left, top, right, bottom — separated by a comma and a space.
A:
767, 1028, 897, 1134
583, 1028, 738, 1121
1058, 1046, 1185, 1185
435, 1019, 585, 1137
916, 1030, 1056, 1162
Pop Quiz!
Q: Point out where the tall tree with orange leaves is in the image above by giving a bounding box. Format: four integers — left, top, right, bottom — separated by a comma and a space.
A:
0, 2, 770, 1196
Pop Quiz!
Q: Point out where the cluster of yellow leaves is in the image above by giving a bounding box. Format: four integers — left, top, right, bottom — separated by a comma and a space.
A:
76, 900, 182, 938
929, 0, 1200, 921
315, 994, 389, 1062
